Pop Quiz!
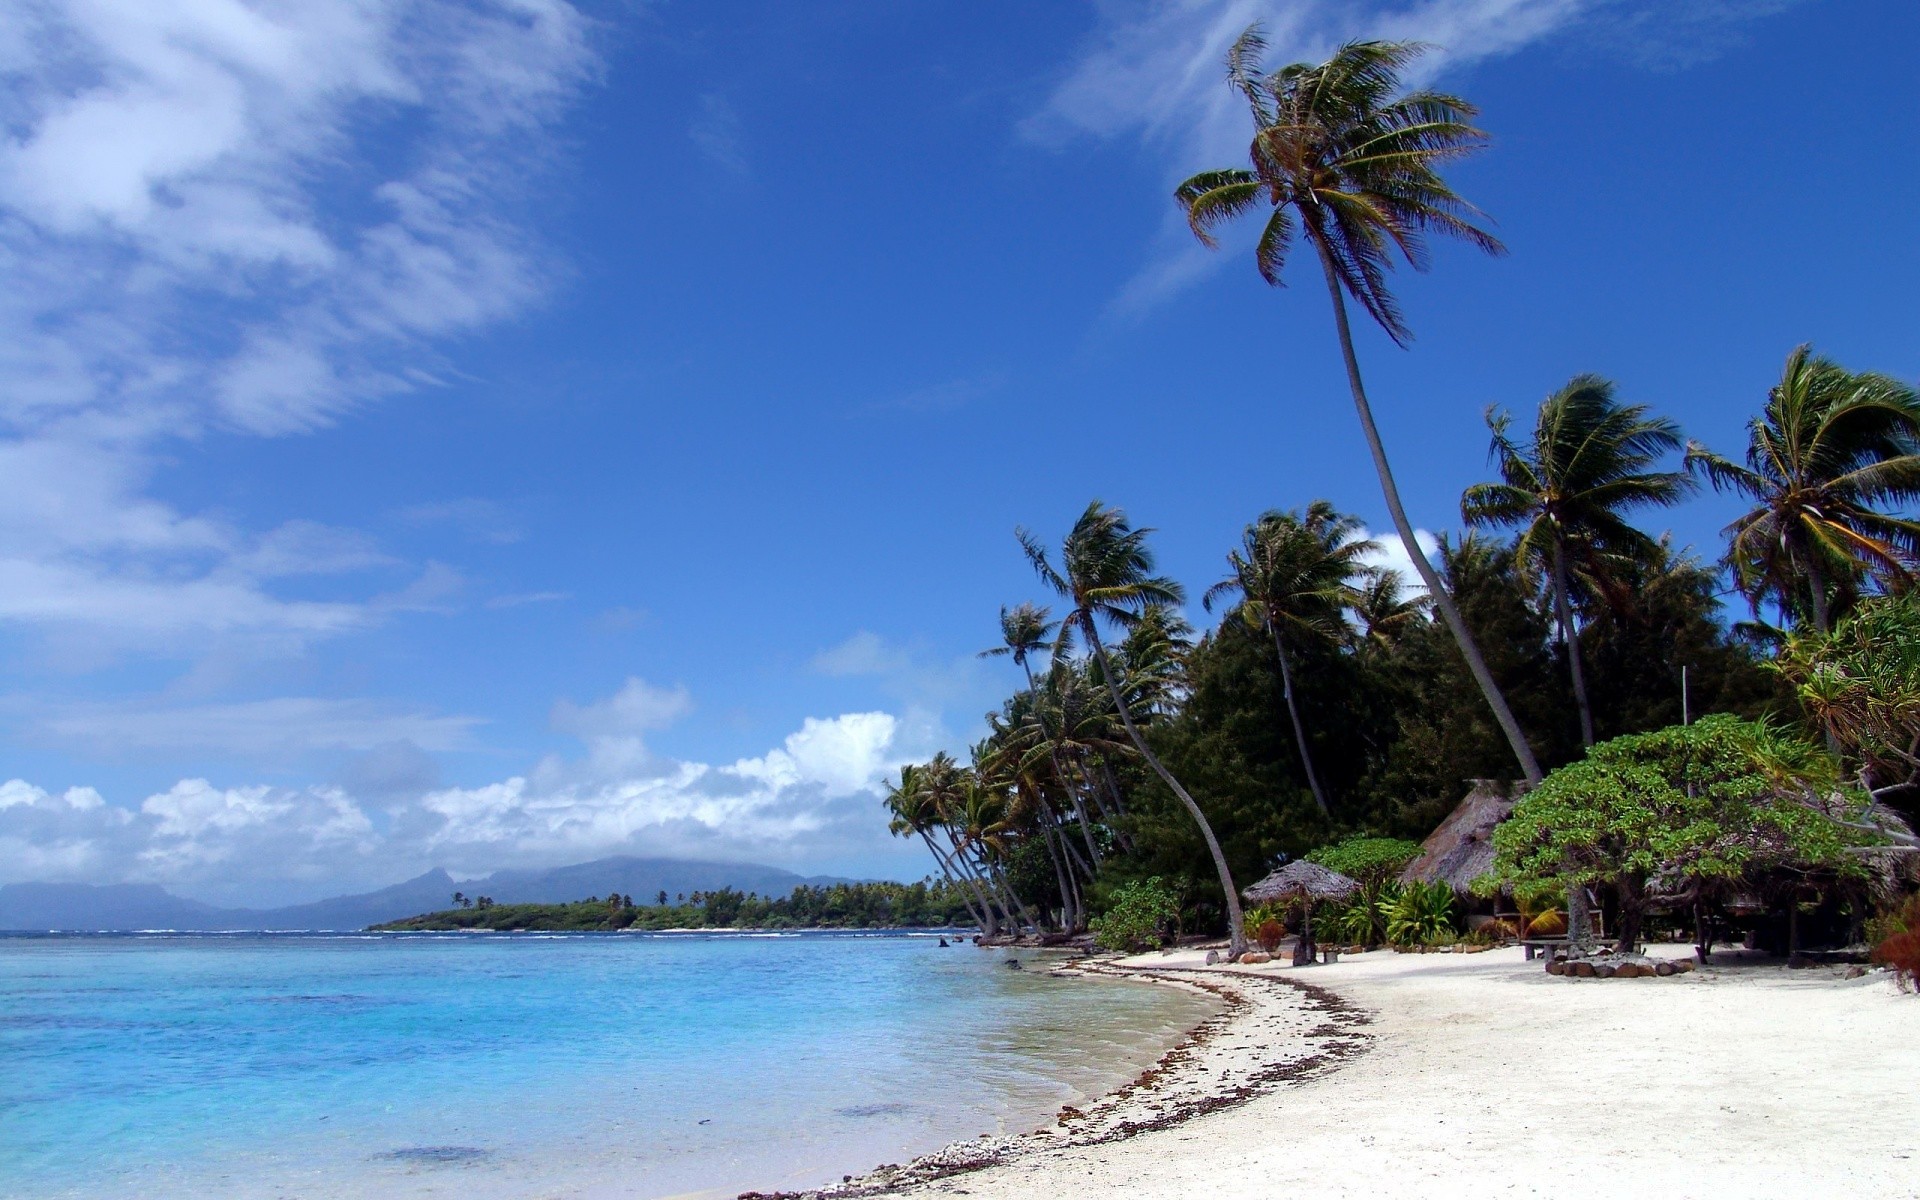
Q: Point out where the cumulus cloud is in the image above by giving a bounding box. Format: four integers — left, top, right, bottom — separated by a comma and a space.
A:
1351, 526, 1443, 599
0, 680, 920, 904
0, 0, 595, 661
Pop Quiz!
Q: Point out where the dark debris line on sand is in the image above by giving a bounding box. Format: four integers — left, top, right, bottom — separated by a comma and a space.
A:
737, 965, 1374, 1200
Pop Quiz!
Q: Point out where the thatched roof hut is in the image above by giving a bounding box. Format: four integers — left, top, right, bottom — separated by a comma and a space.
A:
1400, 779, 1528, 896
1243, 860, 1359, 906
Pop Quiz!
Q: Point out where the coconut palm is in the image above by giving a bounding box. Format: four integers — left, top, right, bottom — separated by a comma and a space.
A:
884, 765, 992, 933
1462, 375, 1691, 747
1176, 31, 1541, 784
1686, 345, 1920, 634
1019, 500, 1248, 957
981, 603, 1103, 867
1203, 501, 1373, 817
1352, 566, 1427, 648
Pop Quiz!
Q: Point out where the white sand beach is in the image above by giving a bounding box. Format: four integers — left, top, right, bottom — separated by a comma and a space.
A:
815, 946, 1920, 1200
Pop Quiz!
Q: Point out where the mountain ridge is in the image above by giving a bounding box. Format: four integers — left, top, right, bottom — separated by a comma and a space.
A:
0, 856, 859, 932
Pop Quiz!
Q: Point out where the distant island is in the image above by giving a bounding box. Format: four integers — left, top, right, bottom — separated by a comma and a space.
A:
371, 880, 976, 932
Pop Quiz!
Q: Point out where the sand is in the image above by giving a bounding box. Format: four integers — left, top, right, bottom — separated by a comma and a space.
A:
805, 945, 1920, 1200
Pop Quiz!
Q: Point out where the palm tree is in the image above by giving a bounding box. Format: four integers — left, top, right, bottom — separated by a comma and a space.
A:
981, 603, 1103, 868
884, 764, 991, 933
1462, 375, 1691, 748
1019, 500, 1249, 957
1203, 501, 1372, 817
1686, 345, 1920, 635
1176, 31, 1542, 785
1352, 566, 1427, 648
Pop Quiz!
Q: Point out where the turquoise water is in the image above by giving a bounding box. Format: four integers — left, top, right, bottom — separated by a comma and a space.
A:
0, 933, 1216, 1199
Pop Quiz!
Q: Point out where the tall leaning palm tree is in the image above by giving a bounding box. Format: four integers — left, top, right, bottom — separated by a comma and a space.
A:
1462, 375, 1691, 748
1177, 31, 1541, 784
1686, 345, 1920, 635
1203, 501, 1371, 817
1019, 500, 1249, 958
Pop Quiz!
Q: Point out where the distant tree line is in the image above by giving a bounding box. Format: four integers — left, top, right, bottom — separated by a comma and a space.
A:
375, 880, 976, 932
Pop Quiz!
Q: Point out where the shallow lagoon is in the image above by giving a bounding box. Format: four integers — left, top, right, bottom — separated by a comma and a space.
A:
0, 932, 1216, 1199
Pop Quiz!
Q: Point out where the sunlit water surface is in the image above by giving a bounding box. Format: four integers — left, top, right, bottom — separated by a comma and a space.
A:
0, 932, 1217, 1199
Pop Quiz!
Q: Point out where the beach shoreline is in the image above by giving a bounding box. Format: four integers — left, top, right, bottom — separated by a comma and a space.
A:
758, 943, 1920, 1200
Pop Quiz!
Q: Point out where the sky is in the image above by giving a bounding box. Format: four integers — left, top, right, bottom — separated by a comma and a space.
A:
0, 0, 1914, 907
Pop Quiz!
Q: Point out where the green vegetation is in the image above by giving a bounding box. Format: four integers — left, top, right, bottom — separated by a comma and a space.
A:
874, 34, 1920, 958
1090, 877, 1180, 954
1482, 717, 1877, 948
372, 881, 975, 932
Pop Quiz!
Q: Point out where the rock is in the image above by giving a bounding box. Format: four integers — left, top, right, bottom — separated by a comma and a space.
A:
1240, 951, 1272, 964
1593, 962, 1617, 978
1654, 961, 1676, 977
1546, 959, 1567, 976
1844, 965, 1868, 979
1674, 958, 1695, 973
1205, 949, 1220, 965
1617, 963, 1644, 979
1570, 960, 1596, 977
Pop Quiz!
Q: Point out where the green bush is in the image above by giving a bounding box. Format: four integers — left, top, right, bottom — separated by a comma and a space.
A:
1306, 836, 1422, 946
1382, 880, 1456, 946
1092, 876, 1181, 953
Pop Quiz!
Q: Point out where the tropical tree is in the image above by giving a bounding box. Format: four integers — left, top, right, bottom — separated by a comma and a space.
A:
1019, 501, 1249, 957
1462, 375, 1691, 748
980, 602, 1104, 868
1351, 566, 1427, 648
1203, 501, 1373, 816
1686, 345, 1920, 635
1176, 31, 1542, 785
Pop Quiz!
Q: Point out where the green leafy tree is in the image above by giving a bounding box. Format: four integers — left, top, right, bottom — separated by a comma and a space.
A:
1177, 31, 1540, 785
1307, 835, 1421, 945
1686, 345, 1920, 634
1204, 502, 1373, 817
1775, 594, 1920, 814
1091, 876, 1181, 953
1021, 501, 1248, 957
1462, 375, 1691, 748
1483, 715, 1873, 949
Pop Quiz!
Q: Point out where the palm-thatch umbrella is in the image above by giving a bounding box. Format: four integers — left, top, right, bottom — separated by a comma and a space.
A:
1242, 861, 1359, 964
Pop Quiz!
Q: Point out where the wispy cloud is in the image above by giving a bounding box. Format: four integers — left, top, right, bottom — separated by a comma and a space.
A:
0, 1, 597, 665
1028, 0, 1798, 317
688, 92, 747, 174
23, 696, 486, 758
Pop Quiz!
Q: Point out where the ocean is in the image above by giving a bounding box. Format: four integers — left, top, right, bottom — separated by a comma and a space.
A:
0, 931, 1216, 1199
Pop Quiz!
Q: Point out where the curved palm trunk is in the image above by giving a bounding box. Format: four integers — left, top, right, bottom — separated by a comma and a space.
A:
920, 830, 988, 931
1552, 537, 1596, 748
943, 830, 1010, 935
1039, 821, 1074, 930
1310, 234, 1544, 787
1021, 660, 1105, 869
1269, 621, 1332, 818
1083, 618, 1247, 957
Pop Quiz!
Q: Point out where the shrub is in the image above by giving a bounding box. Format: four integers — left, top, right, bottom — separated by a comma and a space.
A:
1872, 894, 1920, 992
1325, 894, 1379, 945
1307, 837, 1422, 946
1092, 876, 1181, 954
1382, 880, 1456, 947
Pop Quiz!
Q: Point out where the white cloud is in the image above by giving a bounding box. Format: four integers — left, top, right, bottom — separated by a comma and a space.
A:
25, 695, 485, 757
1029, 0, 1786, 316
812, 631, 913, 678
0, 1, 596, 662
0, 680, 923, 902
1351, 526, 1443, 598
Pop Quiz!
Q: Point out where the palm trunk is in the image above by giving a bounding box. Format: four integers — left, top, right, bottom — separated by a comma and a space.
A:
1037, 821, 1066, 929
1083, 618, 1247, 957
1021, 660, 1104, 868
921, 830, 987, 931
1805, 552, 1832, 635
943, 830, 1009, 935
1552, 536, 1596, 748
1269, 621, 1331, 818
1309, 234, 1543, 787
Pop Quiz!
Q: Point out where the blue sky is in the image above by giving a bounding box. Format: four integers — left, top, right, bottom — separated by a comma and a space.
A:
1, 0, 1913, 906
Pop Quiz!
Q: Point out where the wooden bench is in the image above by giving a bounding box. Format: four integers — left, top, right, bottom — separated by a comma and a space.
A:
1523, 936, 1572, 961
1318, 944, 1341, 964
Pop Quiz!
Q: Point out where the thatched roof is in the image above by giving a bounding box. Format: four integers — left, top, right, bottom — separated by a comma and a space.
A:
1400, 778, 1528, 895
1243, 860, 1359, 905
